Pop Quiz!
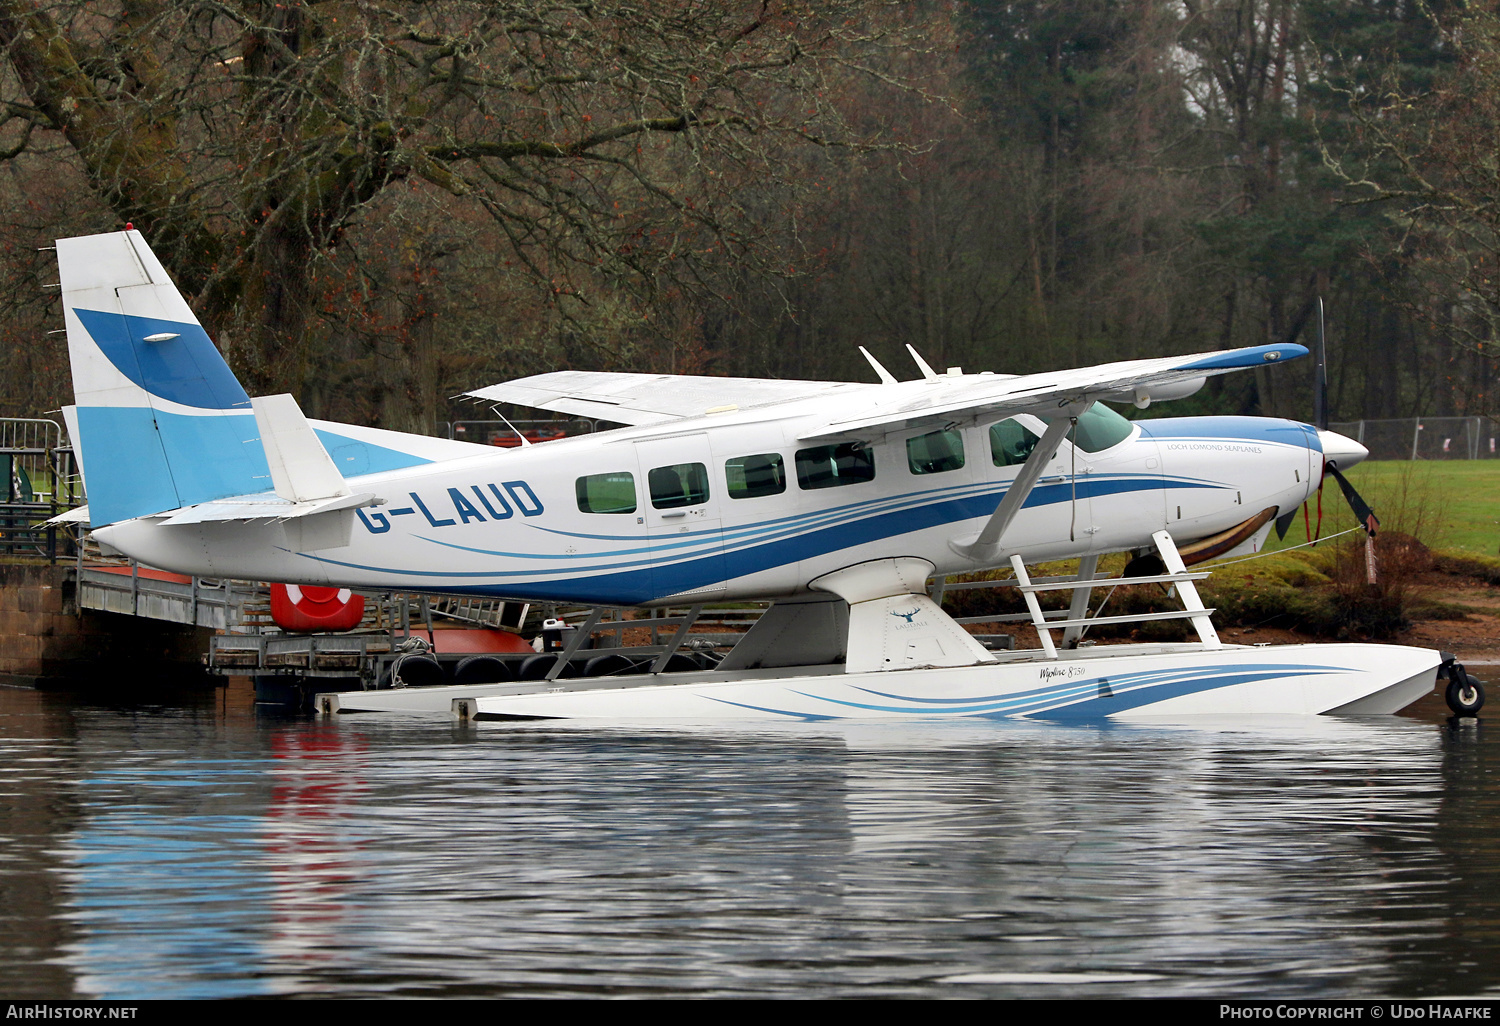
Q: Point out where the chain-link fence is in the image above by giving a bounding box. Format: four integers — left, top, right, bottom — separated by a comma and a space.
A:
1329, 418, 1500, 461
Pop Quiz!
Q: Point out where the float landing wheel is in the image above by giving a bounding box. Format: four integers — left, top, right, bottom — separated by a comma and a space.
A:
1443, 658, 1485, 717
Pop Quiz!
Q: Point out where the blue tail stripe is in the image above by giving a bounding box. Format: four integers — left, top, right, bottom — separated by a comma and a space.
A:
79, 411, 434, 525
73, 309, 250, 411
77, 408, 268, 525
76, 407, 183, 526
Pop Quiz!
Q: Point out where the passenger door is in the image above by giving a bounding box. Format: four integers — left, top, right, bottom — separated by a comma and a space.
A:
635, 434, 727, 600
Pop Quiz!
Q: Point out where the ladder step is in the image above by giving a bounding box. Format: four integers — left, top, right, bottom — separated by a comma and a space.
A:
939, 573, 1112, 592
1043, 608, 1216, 630
1018, 571, 1209, 593
953, 610, 1071, 625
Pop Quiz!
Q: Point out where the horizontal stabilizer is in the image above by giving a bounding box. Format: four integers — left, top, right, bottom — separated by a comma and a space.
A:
43, 505, 90, 527
158, 491, 379, 525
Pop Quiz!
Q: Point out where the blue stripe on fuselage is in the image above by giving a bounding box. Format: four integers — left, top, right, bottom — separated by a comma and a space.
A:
1137, 416, 1321, 451
299, 471, 1190, 604
292, 418, 1307, 604
313, 429, 433, 476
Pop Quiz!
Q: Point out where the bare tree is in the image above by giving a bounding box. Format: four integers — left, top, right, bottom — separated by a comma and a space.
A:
0, 0, 920, 398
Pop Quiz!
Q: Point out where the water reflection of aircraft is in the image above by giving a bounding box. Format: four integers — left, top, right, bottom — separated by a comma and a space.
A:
52, 228, 1460, 720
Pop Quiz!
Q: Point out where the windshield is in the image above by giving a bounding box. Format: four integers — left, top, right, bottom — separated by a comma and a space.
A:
1072, 404, 1135, 453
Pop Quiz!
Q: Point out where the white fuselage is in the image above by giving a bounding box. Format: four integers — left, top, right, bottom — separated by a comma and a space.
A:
95, 407, 1322, 606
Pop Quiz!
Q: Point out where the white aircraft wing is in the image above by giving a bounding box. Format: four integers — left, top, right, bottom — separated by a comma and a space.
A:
797, 343, 1307, 441
465, 370, 864, 425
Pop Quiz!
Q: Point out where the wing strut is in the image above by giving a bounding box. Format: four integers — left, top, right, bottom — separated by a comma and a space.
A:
949, 414, 1077, 563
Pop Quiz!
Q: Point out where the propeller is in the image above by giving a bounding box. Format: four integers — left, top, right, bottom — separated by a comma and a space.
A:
1325, 463, 1379, 537
1274, 506, 1298, 541
1274, 297, 1380, 545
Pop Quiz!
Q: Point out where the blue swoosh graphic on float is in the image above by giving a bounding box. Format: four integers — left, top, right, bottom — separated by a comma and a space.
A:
697, 664, 1346, 721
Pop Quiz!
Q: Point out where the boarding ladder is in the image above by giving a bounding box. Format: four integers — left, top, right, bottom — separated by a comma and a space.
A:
940, 530, 1221, 659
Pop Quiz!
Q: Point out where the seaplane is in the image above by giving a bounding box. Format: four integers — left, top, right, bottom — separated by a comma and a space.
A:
50, 227, 1478, 721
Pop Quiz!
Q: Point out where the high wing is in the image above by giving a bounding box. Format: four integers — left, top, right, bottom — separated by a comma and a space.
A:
798, 344, 1307, 442
775, 341, 1305, 563
465, 370, 864, 425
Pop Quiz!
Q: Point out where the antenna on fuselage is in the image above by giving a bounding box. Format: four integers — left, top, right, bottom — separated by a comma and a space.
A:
858, 346, 898, 385
905, 345, 940, 382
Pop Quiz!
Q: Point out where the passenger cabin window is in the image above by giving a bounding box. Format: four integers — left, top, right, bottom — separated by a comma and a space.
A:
907, 428, 965, 475
990, 419, 1041, 467
649, 462, 710, 509
1072, 404, 1135, 452
726, 453, 786, 499
576, 471, 636, 514
795, 443, 876, 490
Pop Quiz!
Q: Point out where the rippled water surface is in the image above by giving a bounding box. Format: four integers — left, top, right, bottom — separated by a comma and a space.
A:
3, 680, 1499, 999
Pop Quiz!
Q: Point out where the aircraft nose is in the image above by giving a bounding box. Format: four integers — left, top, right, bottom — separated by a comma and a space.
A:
1317, 428, 1369, 470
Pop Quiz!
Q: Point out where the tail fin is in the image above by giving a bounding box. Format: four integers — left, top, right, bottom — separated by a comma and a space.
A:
57, 229, 270, 525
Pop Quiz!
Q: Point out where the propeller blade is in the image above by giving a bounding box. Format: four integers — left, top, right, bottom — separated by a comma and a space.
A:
1324, 464, 1379, 536
1275, 507, 1298, 540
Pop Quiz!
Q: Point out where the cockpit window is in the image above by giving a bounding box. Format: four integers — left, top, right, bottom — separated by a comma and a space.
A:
990, 419, 1040, 467
1071, 404, 1135, 453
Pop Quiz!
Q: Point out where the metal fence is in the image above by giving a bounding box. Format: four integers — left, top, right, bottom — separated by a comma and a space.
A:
0, 418, 82, 561
441, 418, 597, 447
1329, 418, 1500, 461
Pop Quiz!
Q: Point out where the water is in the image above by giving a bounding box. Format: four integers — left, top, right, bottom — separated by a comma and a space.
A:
3, 680, 1499, 999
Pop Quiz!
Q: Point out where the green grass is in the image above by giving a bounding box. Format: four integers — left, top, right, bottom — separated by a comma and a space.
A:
1263, 460, 1500, 557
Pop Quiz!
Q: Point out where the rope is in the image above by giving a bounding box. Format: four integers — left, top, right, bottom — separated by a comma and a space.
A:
1067, 524, 1366, 641
1198, 525, 1365, 568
